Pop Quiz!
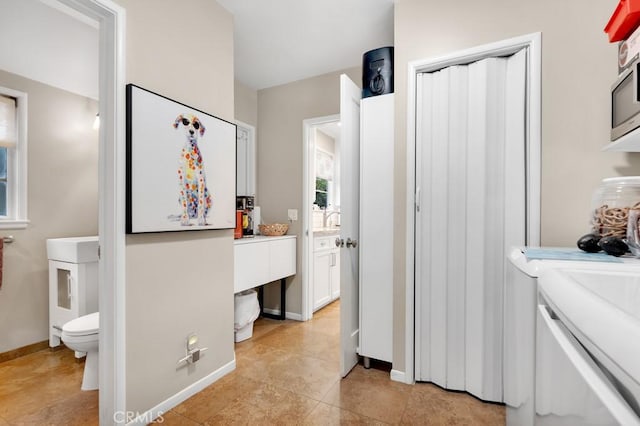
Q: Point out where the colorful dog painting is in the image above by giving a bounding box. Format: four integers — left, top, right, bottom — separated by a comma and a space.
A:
173, 114, 212, 226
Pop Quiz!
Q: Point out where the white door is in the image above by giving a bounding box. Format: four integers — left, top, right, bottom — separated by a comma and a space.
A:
339, 74, 361, 377
415, 49, 528, 402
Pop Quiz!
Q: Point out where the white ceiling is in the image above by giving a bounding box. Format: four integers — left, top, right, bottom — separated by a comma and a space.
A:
217, 0, 394, 90
0, 0, 99, 100
0, 1, 394, 98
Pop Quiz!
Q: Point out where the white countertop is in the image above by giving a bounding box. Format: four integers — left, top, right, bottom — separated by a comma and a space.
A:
233, 234, 296, 245
313, 228, 340, 236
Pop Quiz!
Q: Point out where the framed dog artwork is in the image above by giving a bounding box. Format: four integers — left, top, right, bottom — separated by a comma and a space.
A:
126, 84, 236, 233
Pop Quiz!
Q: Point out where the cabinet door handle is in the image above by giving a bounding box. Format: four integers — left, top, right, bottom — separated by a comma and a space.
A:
335, 238, 344, 247
67, 274, 72, 300
346, 238, 358, 248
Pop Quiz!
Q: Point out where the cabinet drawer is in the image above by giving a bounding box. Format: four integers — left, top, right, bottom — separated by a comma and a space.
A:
314, 236, 336, 251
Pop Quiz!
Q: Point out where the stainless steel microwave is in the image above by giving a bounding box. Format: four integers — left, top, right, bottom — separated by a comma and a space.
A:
612, 60, 640, 140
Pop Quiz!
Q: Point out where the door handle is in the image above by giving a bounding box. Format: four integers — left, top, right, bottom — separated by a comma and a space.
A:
335, 237, 344, 247
346, 238, 358, 248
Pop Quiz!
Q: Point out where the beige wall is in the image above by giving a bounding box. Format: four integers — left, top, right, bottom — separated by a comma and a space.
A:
234, 80, 258, 127
392, 0, 640, 373
116, 0, 235, 413
257, 67, 360, 314
0, 69, 98, 354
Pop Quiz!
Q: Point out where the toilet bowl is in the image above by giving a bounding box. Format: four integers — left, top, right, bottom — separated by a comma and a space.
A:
61, 312, 99, 391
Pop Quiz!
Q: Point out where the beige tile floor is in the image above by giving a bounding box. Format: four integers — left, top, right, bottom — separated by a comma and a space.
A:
0, 300, 505, 425
0, 347, 99, 425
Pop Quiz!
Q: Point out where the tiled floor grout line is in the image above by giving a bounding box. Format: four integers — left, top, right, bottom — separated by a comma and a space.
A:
299, 398, 323, 423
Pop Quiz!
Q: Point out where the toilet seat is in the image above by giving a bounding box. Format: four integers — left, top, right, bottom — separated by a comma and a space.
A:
62, 312, 99, 337
60, 312, 100, 391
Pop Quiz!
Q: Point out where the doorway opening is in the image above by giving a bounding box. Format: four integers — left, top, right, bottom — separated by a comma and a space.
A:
302, 115, 341, 322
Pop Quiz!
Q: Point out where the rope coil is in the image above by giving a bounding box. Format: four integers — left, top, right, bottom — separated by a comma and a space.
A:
592, 202, 640, 237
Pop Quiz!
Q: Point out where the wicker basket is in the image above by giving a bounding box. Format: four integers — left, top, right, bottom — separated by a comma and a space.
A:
259, 223, 289, 236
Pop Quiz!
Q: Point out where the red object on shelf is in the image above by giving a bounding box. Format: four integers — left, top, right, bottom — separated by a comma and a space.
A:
605, 0, 640, 43
234, 210, 243, 239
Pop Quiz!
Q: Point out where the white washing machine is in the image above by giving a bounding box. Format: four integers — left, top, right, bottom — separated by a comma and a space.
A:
504, 247, 640, 426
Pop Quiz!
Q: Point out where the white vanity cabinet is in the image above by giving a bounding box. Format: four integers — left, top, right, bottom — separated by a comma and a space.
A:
313, 234, 340, 311
46, 236, 99, 348
48, 260, 98, 347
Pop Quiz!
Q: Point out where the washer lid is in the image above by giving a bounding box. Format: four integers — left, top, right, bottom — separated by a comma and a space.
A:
508, 246, 640, 278
62, 312, 99, 335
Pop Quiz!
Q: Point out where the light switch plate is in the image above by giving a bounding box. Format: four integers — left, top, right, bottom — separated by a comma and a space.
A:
288, 209, 298, 221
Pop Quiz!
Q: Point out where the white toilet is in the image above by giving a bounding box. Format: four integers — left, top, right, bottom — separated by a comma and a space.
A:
61, 312, 99, 391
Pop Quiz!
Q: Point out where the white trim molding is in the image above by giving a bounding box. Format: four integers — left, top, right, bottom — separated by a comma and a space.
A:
302, 114, 340, 322
0, 87, 28, 229
405, 32, 542, 386
55, 0, 127, 423
390, 369, 407, 384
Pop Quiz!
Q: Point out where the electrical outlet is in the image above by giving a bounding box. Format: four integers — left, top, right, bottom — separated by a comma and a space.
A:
288, 209, 298, 221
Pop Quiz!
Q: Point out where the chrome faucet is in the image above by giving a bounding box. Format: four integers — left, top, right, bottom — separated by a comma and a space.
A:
322, 209, 340, 228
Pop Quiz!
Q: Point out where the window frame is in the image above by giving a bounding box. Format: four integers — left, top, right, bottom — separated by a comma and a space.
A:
0, 86, 28, 229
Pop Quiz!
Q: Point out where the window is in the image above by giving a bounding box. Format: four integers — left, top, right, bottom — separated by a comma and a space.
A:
315, 177, 328, 209
0, 88, 28, 229
315, 148, 334, 209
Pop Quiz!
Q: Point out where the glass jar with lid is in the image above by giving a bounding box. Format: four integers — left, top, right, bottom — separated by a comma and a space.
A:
591, 176, 640, 238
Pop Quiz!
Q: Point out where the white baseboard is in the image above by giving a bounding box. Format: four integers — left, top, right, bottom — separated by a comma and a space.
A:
262, 308, 302, 321
127, 357, 236, 425
391, 369, 412, 384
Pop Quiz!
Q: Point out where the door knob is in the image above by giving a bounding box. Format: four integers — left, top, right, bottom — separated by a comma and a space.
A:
335, 237, 344, 247
346, 238, 358, 248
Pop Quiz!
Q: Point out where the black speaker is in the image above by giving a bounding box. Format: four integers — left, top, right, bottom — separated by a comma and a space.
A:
362, 47, 394, 98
